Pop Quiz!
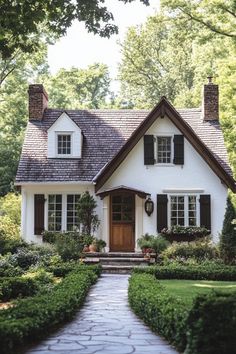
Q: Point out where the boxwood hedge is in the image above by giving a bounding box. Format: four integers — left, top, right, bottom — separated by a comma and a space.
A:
0, 266, 99, 353
129, 273, 236, 354
133, 264, 236, 280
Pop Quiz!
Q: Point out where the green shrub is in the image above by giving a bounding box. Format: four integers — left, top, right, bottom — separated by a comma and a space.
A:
137, 234, 169, 260
0, 193, 21, 225
0, 267, 99, 353
185, 292, 236, 354
0, 277, 39, 301
133, 264, 236, 281
0, 216, 22, 254
128, 273, 188, 351
47, 262, 102, 277
0, 271, 54, 301
220, 196, 236, 263
161, 239, 219, 263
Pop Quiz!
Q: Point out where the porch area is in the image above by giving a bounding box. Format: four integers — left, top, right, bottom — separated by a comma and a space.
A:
83, 252, 155, 273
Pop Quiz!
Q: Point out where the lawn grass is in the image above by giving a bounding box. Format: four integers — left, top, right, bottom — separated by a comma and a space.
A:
160, 279, 236, 306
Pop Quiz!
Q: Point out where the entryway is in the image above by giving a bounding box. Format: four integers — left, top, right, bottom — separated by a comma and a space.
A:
110, 193, 135, 252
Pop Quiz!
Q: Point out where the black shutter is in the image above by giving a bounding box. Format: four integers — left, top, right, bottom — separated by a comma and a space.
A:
34, 194, 45, 235
200, 195, 211, 231
144, 135, 154, 165
157, 194, 168, 233
173, 135, 184, 165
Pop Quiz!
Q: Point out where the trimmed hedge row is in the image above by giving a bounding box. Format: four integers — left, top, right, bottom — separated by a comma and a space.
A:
0, 267, 99, 353
133, 264, 236, 280
129, 274, 188, 351
128, 273, 236, 354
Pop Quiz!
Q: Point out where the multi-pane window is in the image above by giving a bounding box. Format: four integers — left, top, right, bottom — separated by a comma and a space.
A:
170, 195, 197, 227
157, 136, 172, 163
48, 195, 62, 231
170, 196, 185, 226
67, 194, 80, 231
188, 196, 197, 226
57, 134, 71, 155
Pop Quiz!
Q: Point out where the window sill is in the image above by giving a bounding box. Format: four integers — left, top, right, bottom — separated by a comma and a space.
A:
154, 163, 175, 167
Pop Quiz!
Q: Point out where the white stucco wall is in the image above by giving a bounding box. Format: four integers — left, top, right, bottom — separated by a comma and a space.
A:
48, 112, 82, 158
101, 115, 228, 243
21, 183, 102, 243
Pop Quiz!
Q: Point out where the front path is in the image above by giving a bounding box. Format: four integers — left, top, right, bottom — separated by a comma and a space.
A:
27, 274, 178, 354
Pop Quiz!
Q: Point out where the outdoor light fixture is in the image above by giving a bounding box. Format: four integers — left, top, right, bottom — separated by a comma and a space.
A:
144, 197, 154, 216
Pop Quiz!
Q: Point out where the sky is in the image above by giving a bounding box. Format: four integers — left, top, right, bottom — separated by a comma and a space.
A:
48, 0, 160, 91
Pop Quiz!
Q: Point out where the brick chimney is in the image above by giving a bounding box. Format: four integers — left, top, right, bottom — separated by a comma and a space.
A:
202, 77, 219, 121
28, 84, 48, 120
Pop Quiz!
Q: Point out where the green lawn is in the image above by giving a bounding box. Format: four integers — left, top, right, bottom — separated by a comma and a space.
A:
160, 279, 236, 305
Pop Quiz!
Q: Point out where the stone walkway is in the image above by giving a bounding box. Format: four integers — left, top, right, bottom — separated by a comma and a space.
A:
26, 274, 178, 354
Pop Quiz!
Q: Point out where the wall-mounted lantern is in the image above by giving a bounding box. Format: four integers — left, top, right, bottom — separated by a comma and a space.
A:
144, 197, 154, 216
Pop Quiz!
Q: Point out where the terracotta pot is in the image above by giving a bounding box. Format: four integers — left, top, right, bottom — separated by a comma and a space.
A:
83, 245, 90, 253
89, 244, 97, 252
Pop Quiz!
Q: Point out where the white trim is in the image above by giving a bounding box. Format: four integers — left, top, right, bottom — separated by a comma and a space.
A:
15, 181, 92, 186
155, 134, 173, 165
163, 188, 204, 193
55, 131, 73, 158
167, 194, 200, 227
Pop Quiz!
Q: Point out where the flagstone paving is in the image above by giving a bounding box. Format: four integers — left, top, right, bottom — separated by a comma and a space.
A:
26, 274, 178, 354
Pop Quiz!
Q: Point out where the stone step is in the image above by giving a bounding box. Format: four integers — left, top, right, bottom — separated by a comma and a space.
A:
84, 252, 149, 258
102, 265, 146, 274
85, 259, 150, 266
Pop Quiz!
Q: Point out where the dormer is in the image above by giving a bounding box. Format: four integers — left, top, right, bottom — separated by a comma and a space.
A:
47, 112, 82, 158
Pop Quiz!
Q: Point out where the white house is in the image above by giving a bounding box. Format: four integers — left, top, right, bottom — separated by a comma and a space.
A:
15, 81, 236, 251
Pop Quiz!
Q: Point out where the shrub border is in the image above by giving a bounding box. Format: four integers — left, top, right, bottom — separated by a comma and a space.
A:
0, 266, 99, 353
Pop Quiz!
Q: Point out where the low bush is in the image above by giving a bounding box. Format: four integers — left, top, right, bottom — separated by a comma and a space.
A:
129, 273, 236, 354
0, 266, 99, 353
47, 262, 102, 277
0, 215, 22, 254
128, 273, 188, 351
161, 239, 219, 263
185, 292, 236, 354
0, 258, 23, 277
133, 264, 236, 281
0, 271, 54, 301
0, 277, 39, 301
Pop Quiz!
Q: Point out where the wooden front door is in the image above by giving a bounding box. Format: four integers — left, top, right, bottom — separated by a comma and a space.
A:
110, 193, 135, 252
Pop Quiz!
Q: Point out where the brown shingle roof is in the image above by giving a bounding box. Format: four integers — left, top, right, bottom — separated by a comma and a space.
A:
15, 107, 233, 184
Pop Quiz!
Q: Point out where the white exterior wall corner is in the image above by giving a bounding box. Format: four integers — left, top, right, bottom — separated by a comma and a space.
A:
21, 183, 102, 243
102, 115, 228, 242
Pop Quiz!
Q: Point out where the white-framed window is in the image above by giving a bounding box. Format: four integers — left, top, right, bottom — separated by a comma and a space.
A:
47, 194, 81, 232
48, 194, 62, 231
66, 194, 80, 231
57, 134, 71, 155
156, 136, 172, 164
169, 195, 198, 227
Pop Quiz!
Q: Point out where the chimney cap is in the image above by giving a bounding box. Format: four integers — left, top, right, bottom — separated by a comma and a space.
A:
207, 76, 213, 84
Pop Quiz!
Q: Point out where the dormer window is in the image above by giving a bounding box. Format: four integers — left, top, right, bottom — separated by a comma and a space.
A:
57, 134, 71, 155
47, 112, 82, 159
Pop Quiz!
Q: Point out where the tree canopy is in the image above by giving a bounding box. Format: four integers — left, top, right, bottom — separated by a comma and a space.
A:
0, 0, 149, 59
40, 63, 111, 109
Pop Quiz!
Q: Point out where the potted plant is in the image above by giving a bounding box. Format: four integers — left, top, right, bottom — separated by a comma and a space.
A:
160, 226, 210, 242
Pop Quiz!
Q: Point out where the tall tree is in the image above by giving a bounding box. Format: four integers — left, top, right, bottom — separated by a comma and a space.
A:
118, 15, 195, 108
41, 63, 111, 109
0, 0, 149, 59
161, 0, 236, 40
0, 48, 48, 196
